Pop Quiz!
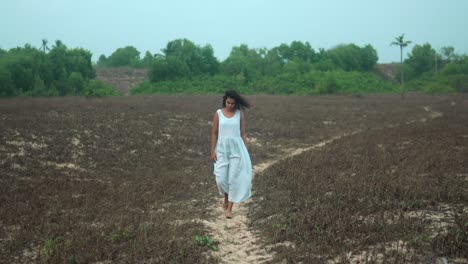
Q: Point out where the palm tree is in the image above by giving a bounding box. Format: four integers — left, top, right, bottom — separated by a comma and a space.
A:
391, 34, 411, 97
53, 40, 64, 49
41, 39, 49, 53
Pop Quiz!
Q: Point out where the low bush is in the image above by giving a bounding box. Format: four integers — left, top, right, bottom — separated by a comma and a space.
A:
81, 80, 121, 97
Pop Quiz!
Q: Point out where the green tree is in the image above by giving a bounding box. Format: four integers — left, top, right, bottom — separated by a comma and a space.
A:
440, 46, 455, 62
361, 44, 379, 71
106, 46, 141, 67
221, 44, 263, 82
199, 45, 219, 75
313, 48, 336, 71
441, 55, 468, 75
107, 46, 140, 67
0, 40, 100, 96
283, 59, 310, 75
162, 38, 219, 76
97, 54, 108, 67
47, 43, 68, 94
68, 72, 85, 94
406, 43, 436, 78
262, 47, 285, 76
290, 41, 316, 62
142, 51, 154, 68
52, 40, 64, 49
324, 43, 377, 72
65, 48, 95, 79
163, 39, 201, 75
0, 65, 16, 96
275, 41, 316, 63
149, 39, 219, 81
149, 56, 190, 82
5, 51, 35, 94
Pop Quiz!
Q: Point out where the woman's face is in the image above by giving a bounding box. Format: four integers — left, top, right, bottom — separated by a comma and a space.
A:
225, 97, 236, 110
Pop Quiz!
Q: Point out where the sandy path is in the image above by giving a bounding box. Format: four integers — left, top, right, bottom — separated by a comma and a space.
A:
203, 106, 443, 264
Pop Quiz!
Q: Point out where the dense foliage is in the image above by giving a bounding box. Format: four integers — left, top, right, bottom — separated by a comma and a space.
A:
130, 39, 467, 95
132, 40, 387, 94
96, 46, 153, 68
131, 70, 397, 95
2, 38, 468, 97
402, 43, 468, 93
0, 41, 120, 97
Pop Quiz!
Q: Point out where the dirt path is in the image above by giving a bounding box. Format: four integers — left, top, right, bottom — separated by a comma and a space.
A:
203, 106, 443, 264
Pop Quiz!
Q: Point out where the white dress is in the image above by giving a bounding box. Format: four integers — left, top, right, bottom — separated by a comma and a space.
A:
214, 109, 252, 203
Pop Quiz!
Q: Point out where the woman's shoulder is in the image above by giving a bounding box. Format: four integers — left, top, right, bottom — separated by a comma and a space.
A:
214, 109, 222, 118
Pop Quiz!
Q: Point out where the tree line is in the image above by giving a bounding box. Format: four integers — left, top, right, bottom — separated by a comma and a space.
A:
390, 34, 468, 94
1, 37, 467, 97
0, 41, 119, 97
117, 39, 390, 94
99, 38, 467, 95
97, 39, 379, 80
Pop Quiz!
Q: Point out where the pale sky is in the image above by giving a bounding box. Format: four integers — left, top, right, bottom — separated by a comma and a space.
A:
1, 0, 467, 63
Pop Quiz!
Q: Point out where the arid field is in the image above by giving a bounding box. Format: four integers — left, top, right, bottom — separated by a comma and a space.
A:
1, 94, 467, 263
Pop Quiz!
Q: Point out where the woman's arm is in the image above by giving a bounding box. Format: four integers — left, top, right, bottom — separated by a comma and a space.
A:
210, 112, 219, 162
240, 111, 249, 149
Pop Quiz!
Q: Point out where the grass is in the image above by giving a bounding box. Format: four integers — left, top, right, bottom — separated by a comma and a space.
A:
40, 237, 65, 263
193, 235, 218, 251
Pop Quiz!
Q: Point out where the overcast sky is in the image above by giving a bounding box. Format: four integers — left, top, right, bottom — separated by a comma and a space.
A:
2, 0, 467, 63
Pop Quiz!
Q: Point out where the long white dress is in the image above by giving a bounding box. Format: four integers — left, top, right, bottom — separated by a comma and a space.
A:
214, 109, 252, 203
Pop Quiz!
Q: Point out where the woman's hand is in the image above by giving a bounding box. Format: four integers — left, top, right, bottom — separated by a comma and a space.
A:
243, 138, 249, 149
211, 152, 217, 162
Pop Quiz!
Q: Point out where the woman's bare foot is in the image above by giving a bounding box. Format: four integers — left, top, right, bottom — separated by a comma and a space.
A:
225, 210, 233, 219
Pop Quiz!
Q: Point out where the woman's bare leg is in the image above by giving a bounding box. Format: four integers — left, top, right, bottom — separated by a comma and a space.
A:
225, 202, 234, 218
226, 202, 233, 212
223, 193, 229, 210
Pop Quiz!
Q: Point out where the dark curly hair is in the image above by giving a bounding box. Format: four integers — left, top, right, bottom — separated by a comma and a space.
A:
222, 90, 250, 110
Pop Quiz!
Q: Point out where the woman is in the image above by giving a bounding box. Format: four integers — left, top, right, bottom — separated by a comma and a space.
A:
211, 90, 252, 219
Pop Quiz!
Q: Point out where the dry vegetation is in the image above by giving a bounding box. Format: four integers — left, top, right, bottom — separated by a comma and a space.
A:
0, 96, 219, 263
250, 95, 468, 263
0, 94, 467, 263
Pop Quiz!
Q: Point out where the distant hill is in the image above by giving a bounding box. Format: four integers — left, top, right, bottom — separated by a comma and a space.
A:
374, 63, 398, 82
95, 67, 148, 95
